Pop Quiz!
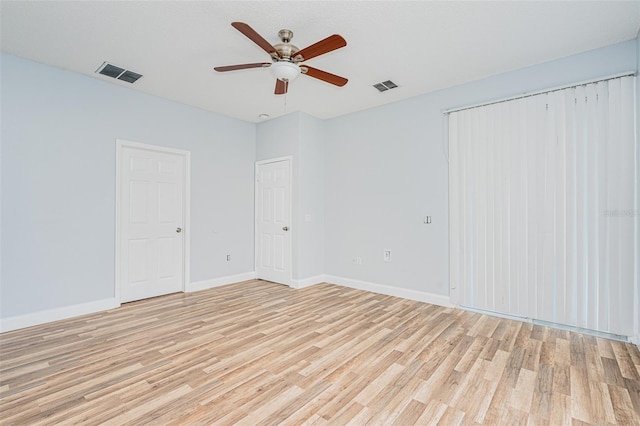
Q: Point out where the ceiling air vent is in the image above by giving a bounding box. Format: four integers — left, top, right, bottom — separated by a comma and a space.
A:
373, 80, 398, 92
96, 62, 143, 84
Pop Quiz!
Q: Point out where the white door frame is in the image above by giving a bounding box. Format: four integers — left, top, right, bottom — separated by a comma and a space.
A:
255, 156, 293, 286
115, 139, 191, 303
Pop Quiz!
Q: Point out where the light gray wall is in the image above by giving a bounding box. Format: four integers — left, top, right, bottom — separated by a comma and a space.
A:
255, 111, 325, 281
324, 39, 637, 297
1, 53, 256, 318
297, 113, 325, 279
2, 38, 636, 321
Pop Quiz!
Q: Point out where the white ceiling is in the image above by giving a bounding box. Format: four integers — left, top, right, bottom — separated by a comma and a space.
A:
1, 1, 639, 123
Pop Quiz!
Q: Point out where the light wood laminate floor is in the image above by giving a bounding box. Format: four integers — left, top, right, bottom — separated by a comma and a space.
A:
1, 280, 639, 425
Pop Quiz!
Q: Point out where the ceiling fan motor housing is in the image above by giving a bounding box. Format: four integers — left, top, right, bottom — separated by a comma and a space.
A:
274, 43, 300, 61
274, 29, 299, 61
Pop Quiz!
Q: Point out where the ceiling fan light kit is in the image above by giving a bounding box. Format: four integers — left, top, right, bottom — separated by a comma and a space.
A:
271, 61, 300, 82
214, 22, 347, 95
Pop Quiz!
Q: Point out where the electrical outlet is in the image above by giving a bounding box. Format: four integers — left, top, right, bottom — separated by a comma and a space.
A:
352, 257, 362, 265
226, 254, 231, 261
383, 250, 391, 262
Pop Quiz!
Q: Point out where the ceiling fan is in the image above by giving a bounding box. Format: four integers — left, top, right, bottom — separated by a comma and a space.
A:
214, 22, 348, 95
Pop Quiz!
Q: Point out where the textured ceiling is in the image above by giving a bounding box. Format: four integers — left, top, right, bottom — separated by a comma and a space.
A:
1, 1, 639, 123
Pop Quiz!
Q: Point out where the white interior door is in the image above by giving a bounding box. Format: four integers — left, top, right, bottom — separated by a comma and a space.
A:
118, 143, 186, 303
256, 158, 292, 285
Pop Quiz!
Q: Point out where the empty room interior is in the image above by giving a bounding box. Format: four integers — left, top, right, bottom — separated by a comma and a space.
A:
1, 1, 640, 424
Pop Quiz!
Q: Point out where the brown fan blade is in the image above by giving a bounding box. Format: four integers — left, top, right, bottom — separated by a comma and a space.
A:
231, 22, 280, 58
301, 66, 348, 87
294, 34, 346, 62
214, 63, 271, 72
275, 79, 288, 95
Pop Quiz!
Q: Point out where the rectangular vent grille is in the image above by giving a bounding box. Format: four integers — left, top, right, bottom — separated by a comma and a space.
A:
373, 80, 398, 92
96, 62, 143, 84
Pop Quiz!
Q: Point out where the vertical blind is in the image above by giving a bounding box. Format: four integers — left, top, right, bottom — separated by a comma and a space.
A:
449, 76, 636, 336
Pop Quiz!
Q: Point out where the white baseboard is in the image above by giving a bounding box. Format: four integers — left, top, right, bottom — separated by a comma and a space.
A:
1, 272, 258, 333
187, 271, 257, 293
324, 275, 452, 308
0, 298, 119, 333
290, 275, 326, 289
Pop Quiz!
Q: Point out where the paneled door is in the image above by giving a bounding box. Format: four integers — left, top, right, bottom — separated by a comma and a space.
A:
118, 141, 187, 303
255, 158, 291, 286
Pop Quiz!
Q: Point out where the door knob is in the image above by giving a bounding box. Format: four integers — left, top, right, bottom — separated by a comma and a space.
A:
176, 227, 182, 233
282, 226, 289, 231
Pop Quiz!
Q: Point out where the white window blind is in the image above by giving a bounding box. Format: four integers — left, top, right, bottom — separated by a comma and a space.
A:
449, 76, 636, 337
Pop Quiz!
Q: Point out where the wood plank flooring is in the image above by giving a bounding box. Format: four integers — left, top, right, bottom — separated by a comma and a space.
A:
1, 280, 639, 425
